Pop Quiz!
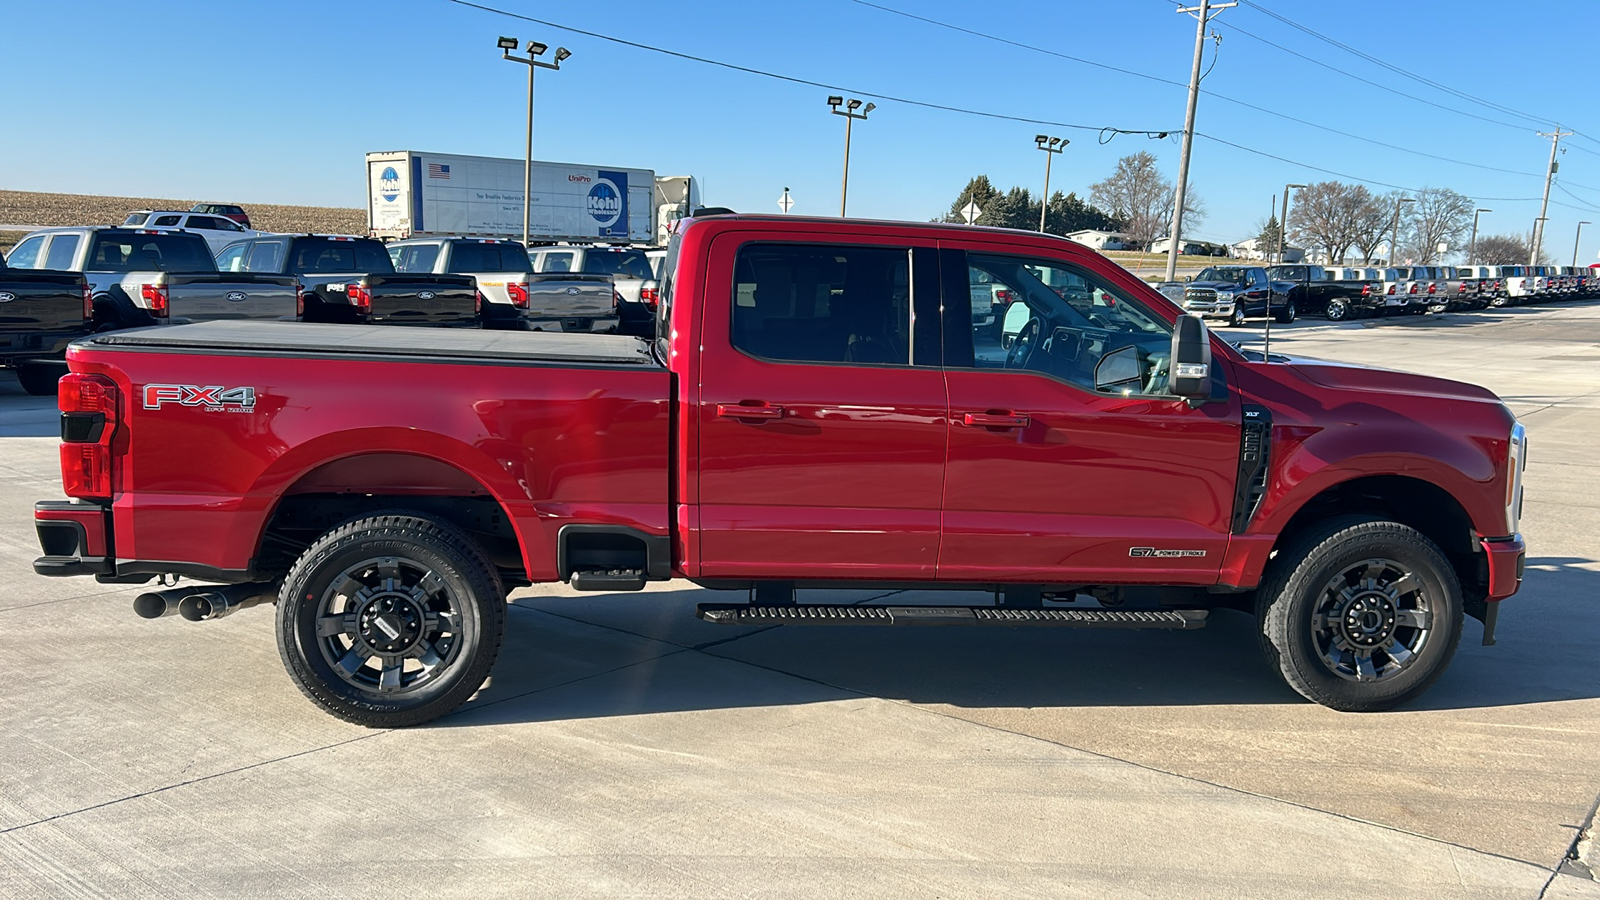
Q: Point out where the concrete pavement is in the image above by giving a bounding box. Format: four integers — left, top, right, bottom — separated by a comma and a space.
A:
2, 303, 1598, 897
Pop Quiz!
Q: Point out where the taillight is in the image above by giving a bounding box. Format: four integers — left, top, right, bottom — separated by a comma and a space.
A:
295, 283, 305, 317
347, 283, 372, 313
639, 286, 659, 309
58, 373, 119, 500
1428, 283, 1436, 294
612, 289, 621, 308
140, 283, 169, 317
506, 282, 530, 309
1387, 284, 1396, 294
1409, 284, 1419, 294
474, 291, 484, 314
81, 284, 94, 320
994, 289, 1013, 303
1361, 284, 1371, 296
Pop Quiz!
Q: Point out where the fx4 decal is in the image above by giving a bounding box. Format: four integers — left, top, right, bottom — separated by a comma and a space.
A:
1129, 547, 1207, 558
143, 384, 257, 412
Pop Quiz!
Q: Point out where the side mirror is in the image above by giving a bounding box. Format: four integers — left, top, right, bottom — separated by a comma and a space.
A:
1093, 346, 1142, 393
1169, 314, 1212, 404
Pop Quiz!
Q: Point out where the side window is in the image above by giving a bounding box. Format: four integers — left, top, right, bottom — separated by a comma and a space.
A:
216, 243, 248, 272
43, 234, 81, 270
541, 252, 574, 273
153, 215, 182, 227
7, 235, 47, 268
393, 243, 440, 273
245, 241, 285, 273
731, 243, 912, 366
963, 253, 1175, 396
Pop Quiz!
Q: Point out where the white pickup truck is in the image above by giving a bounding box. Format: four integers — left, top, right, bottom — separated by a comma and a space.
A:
387, 237, 618, 333
6, 227, 298, 330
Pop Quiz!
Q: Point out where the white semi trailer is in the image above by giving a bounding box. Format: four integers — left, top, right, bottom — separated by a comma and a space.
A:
366, 150, 674, 244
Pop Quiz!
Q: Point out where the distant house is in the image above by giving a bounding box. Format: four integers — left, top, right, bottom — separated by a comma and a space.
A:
1065, 229, 1134, 251
1230, 237, 1304, 263
1149, 236, 1231, 257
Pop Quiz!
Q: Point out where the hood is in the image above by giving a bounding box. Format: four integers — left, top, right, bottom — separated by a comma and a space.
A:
1281, 355, 1499, 403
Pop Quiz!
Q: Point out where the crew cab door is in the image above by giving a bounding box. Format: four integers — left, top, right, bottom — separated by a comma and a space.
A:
694, 233, 945, 579
937, 245, 1241, 584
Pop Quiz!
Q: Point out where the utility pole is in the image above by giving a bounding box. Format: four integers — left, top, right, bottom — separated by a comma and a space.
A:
1035, 135, 1067, 232
1164, 0, 1235, 283
1388, 196, 1415, 266
1468, 208, 1491, 265
1279, 183, 1305, 266
1574, 221, 1591, 267
828, 96, 875, 217
499, 37, 570, 247
1267, 193, 1275, 262
1531, 126, 1573, 265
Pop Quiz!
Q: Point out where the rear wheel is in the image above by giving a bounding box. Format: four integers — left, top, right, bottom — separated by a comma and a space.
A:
276, 513, 506, 727
17, 362, 64, 396
1325, 298, 1349, 321
1255, 517, 1463, 711
1274, 299, 1297, 325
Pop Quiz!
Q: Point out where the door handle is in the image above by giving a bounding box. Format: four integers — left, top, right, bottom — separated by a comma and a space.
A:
717, 403, 785, 420
963, 412, 1029, 429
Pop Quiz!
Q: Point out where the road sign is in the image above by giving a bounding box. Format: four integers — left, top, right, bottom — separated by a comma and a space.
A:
777, 188, 794, 213
961, 200, 982, 225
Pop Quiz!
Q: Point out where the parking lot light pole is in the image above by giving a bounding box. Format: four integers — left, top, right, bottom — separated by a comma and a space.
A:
828, 97, 875, 217
1575, 222, 1592, 267
1388, 196, 1415, 265
1034, 135, 1067, 232
1278, 183, 1306, 265
1468, 208, 1491, 264
499, 37, 569, 247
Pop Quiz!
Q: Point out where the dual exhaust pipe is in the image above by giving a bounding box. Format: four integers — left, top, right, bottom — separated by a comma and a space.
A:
133, 582, 279, 622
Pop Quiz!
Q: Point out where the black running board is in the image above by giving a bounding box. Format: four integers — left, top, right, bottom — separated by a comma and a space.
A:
696, 605, 1208, 629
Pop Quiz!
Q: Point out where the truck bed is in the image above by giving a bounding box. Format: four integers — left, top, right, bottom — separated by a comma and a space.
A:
79, 321, 660, 367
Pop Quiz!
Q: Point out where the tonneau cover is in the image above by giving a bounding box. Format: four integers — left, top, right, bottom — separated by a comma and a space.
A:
78, 321, 658, 366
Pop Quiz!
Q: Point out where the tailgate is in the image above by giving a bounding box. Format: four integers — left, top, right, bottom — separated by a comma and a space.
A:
166, 274, 300, 322
525, 274, 615, 319
0, 272, 87, 336
364, 274, 478, 327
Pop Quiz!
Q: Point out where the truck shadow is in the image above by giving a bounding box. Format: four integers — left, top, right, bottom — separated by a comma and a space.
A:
441, 555, 1599, 727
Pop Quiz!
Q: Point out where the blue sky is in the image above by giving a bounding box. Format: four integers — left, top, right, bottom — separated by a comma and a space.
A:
5, 0, 1599, 261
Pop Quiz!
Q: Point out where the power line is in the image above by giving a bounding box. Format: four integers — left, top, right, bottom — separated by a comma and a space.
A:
847, 0, 1538, 178
444, 0, 1180, 136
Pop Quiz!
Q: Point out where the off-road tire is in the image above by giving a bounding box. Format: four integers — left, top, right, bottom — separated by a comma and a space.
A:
1255, 516, 1464, 711
276, 513, 506, 727
17, 362, 64, 397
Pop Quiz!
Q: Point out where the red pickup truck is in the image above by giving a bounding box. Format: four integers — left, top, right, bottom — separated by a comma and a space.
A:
33, 215, 1527, 727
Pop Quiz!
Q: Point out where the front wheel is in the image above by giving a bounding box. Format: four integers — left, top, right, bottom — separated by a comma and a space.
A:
1229, 305, 1248, 328
1255, 517, 1463, 711
276, 513, 506, 727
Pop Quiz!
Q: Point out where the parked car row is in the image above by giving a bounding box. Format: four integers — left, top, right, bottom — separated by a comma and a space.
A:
1165, 262, 1595, 325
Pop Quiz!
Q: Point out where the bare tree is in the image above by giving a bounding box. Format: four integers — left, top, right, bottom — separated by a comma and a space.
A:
1352, 190, 1399, 263
1089, 152, 1198, 249
1475, 233, 1551, 265
1287, 181, 1366, 264
1405, 187, 1475, 263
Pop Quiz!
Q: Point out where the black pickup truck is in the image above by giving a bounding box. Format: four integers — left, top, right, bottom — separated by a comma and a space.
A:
1266, 265, 1383, 321
0, 248, 91, 395
216, 235, 478, 327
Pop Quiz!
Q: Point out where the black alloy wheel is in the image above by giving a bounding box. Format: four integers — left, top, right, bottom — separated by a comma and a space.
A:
277, 513, 506, 727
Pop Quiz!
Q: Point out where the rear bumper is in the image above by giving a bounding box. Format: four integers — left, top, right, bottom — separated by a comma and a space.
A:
1482, 534, 1525, 601
34, 500, 112, 577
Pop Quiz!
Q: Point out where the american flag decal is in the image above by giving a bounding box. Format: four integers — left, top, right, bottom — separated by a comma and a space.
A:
427, 163, 451, 178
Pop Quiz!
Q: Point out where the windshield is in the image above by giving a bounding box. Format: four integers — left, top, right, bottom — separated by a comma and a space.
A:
1194, 267, 1249, 285
581, 249, 654, 280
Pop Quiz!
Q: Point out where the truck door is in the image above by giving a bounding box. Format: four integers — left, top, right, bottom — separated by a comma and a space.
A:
937, 245, 1241, 584
694, 234, 945, 579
